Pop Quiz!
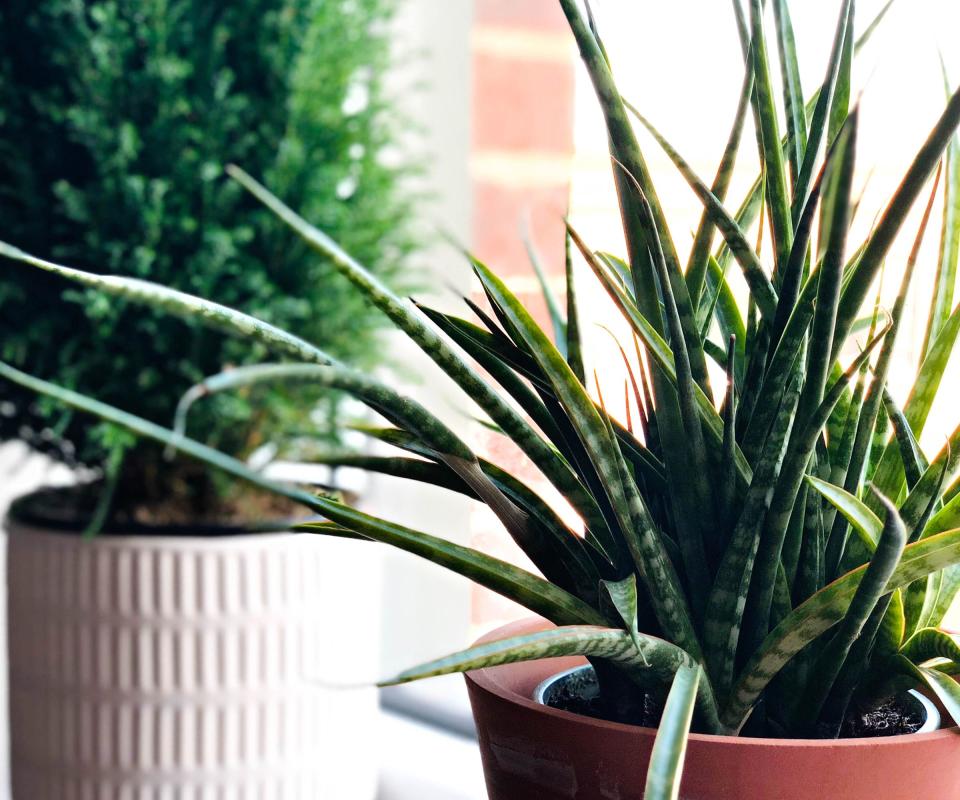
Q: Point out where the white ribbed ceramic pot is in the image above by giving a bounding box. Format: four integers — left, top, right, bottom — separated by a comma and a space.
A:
6, 516, 381, 799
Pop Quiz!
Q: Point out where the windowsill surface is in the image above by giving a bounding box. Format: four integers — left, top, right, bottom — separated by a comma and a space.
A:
377, 709, 486, 799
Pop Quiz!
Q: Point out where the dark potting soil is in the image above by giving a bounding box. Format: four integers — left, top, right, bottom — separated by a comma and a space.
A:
831, 696, 925, 738
10, 482, 308, 535
542, 668, 664, 727
544, 669, 926, 738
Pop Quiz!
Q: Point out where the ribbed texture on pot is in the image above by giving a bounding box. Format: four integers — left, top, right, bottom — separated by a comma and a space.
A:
7, 523, 380, 799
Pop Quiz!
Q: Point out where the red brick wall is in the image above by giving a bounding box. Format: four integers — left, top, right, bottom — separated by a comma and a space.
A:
468, 0, 576, 628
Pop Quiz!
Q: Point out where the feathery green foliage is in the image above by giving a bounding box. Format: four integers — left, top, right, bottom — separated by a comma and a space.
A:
2, 3, 960, 785
0, 0, 414, 516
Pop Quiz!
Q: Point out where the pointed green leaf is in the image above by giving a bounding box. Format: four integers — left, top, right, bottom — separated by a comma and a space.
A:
921, 62, 960, 360
747, 0, 793, 272
901, 627, 960, 664
566, 230, 586, 383
523, 223, 567, 353
807, 475, 883, 549
826, 0, 854, 146
686, 65, 755, 307
772, 0, 806, 185
793, 0, 852, 219
836, 83, 960, 351
625, 103, 778, 321
0, 242, 336, 366
645, 665, 701, 800
917, 665, 960, 726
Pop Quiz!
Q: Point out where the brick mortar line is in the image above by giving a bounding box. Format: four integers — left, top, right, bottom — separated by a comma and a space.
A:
471, 25, 573, 63
471, 151, 573, 188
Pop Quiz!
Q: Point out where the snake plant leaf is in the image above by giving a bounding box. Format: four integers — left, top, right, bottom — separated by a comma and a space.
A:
882, 389, 928, 489
924, 488, 960, 539
722, 0, 892, 253
772, 0, 806, 186
228, 166, 610, 542
906, 299, 960, 435
599, 326, 651, 447
644, 665, 701, 800
916, 665, 960, 726
0, 241, 337, 366
826, 1, 854, 148
173, 363, 475, 462
836, 83, 960, 353
421, 304, 667, 491
565, 231, 586, 383
899, 431, 960, 535
807, 475, 883, 550
601, 575, 650, 665
417, 303, 547, 390
857, 0, 895, 50
700, 256, 747, 376
0, 359, 609, 627
747, 0, 792, 273
823, 169, 943, 564
686, 66, 755, 308
719, 335, 739, 542
870, 302, 960, 503
357, 424, 611, 580
301, 522, 376, 541
522, 223, 566, 353
794, 0, 852, 221
624, 103, 777, 321
795, 111, 858, 431
379, 624, 722, 734
930, 563, 960, 627
904, 571, 942, 638
795, 490, 906, 730
874, 589, 907, 656
471, 254, 703, 661
308, 454, 479, 497
724, 526, 960, 731
921, 62, 960, 360
771, 157, 828, 351
311, 449, 604, 597
297, 512, 608, 627
900, 627, 960, 665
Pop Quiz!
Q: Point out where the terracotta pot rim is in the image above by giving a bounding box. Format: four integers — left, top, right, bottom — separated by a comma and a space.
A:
465, 618, 960, 748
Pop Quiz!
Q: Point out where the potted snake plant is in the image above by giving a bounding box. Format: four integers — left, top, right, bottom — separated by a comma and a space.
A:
4, 0, 960, 798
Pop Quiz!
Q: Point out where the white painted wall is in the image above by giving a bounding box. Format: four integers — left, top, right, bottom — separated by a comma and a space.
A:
367, 0, 477, 677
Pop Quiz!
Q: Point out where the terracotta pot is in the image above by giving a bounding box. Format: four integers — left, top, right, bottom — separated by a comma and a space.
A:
465, 619, 960, 800
6, 498, 381, 799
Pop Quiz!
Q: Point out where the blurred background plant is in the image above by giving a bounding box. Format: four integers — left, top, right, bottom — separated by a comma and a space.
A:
0, 0, 416, 521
